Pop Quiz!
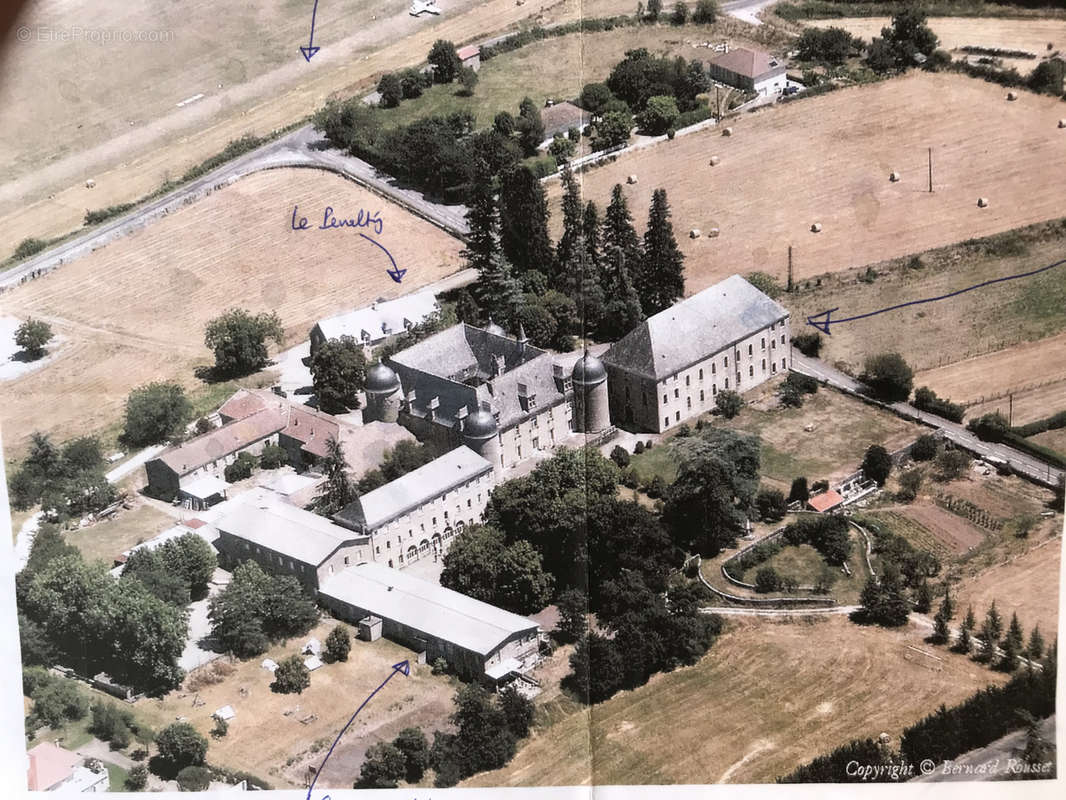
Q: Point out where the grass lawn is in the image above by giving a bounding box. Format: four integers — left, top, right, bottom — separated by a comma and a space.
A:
375, 20, 784, 130
630, 386, 921, 492
64, 503, 174, 566
465, 615, 1005, 786
741, 542, 825, 585
105, 762, 130, 792
627, 442, 678, 485
722, 387, 922, 489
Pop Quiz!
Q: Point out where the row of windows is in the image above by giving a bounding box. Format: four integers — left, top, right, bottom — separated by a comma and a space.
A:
661, 358, 788, 428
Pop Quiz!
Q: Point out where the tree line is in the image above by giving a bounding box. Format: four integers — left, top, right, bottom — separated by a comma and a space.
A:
461, 162, 684, 346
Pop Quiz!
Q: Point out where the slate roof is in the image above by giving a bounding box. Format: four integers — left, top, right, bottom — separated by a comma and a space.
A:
540, 101, 591, 139
319, 561, 540, 656
386, 324, 566, 431
334, 446, 493, 531
313, 290, 439, 344
602, 274, 789, 381
214, 489, 366, 566
710, 47, 783, 79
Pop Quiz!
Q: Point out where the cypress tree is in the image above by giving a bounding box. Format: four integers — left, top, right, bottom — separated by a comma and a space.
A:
914, 578, 932, 613
462, 166, 520, 320
603, 184, 644, 281
462, 164, 499, 276
499, 166, 554, 277
555, 169, 585, 286
977, 601, 1003, 662
517, 97, 545, 157
578, 201, 606, 333
931, 611, 950, 645
638, 188, 685, 315
939, 585, 955, 620
599, 243, 644, 340
1027, 625, 1045, 661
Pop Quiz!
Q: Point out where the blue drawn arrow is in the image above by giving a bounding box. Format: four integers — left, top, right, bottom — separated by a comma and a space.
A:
305, 660, 410, 799
300, 0, 321, 62
359, 233, 407, 283
807, 256, 1066, 335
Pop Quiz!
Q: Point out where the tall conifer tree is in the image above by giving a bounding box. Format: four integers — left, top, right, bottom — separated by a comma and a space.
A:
637, 188, 685, 315
499, 166, 554, 278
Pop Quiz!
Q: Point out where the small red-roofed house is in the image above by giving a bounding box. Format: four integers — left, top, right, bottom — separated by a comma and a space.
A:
807, 490, 844, 513
26, 742, 109, 792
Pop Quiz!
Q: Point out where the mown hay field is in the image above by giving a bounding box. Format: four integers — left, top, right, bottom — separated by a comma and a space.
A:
465, 615, 1006, 786
549, 71, 1066, 291
808, 17, 1066, 73
0, 168, 464, 455
914, 332, 1066, 423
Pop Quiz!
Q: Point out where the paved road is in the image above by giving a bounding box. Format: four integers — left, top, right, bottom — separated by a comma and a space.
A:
1, 126, 469, 292
792, 352, 1065, 489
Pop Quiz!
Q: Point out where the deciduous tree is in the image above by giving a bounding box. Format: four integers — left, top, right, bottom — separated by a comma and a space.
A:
428, 40, 462, 83
310, 335, 368, 413
271, 655, 311, 694
15, 318, 53, 359
123, 382, 192, 446
204, 308, 284, 378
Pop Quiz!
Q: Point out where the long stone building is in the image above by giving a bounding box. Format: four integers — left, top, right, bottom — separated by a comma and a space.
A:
318, 562, 541, 682
602, 274, 791, 433
332, 445, 494, 569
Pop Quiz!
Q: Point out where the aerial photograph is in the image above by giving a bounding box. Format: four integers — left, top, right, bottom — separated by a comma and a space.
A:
0, 0, 1062, 794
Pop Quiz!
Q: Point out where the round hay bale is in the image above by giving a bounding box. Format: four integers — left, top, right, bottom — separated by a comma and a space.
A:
722, 126, 733, 137
889, 171, 901, 182
708, 227, 721, 238
626, 174, 638, 185
85, 178, 96, 189
810, 222, 822, 233
977, 197, 989, 208
1006, 91, 1018, 101
1058, 119, 1066, 129
689, 228, 701, 239
709, 155, 721, 166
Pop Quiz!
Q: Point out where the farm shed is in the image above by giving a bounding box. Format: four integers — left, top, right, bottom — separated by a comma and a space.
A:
318, 562, 542, 682
457, 44, 481, 71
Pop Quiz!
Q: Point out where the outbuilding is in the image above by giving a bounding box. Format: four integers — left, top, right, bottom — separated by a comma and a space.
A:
318, 562, 541, 682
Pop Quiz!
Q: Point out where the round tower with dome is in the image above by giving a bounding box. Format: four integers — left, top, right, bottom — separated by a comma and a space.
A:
460, 405, 501, 469
572, 351, 610, 433
363, 362, 401, 423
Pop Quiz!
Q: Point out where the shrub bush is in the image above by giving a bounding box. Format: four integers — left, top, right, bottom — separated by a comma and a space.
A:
792, 331, 824, 357
609, 445, 631, 468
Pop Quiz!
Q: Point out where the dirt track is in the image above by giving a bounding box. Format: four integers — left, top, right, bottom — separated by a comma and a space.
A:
549, 71, 1066, 291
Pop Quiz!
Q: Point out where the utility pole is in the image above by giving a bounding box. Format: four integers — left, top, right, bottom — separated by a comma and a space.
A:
716, 85, 721, 120
787, 245, 794, 292
1009, 393, 1014, 427
928, 147, 933, 193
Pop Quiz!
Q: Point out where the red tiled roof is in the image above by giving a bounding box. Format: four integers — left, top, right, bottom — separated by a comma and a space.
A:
217, 389, 270, 422
156, 408, 285, 475
540, 101, 590, 138
184, 519, 208, 529
807, 490, 845, 513
457, 45, 480, 60
27, 742, 79, 791
710, 47, 781, 79
282, 405, 342, 459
